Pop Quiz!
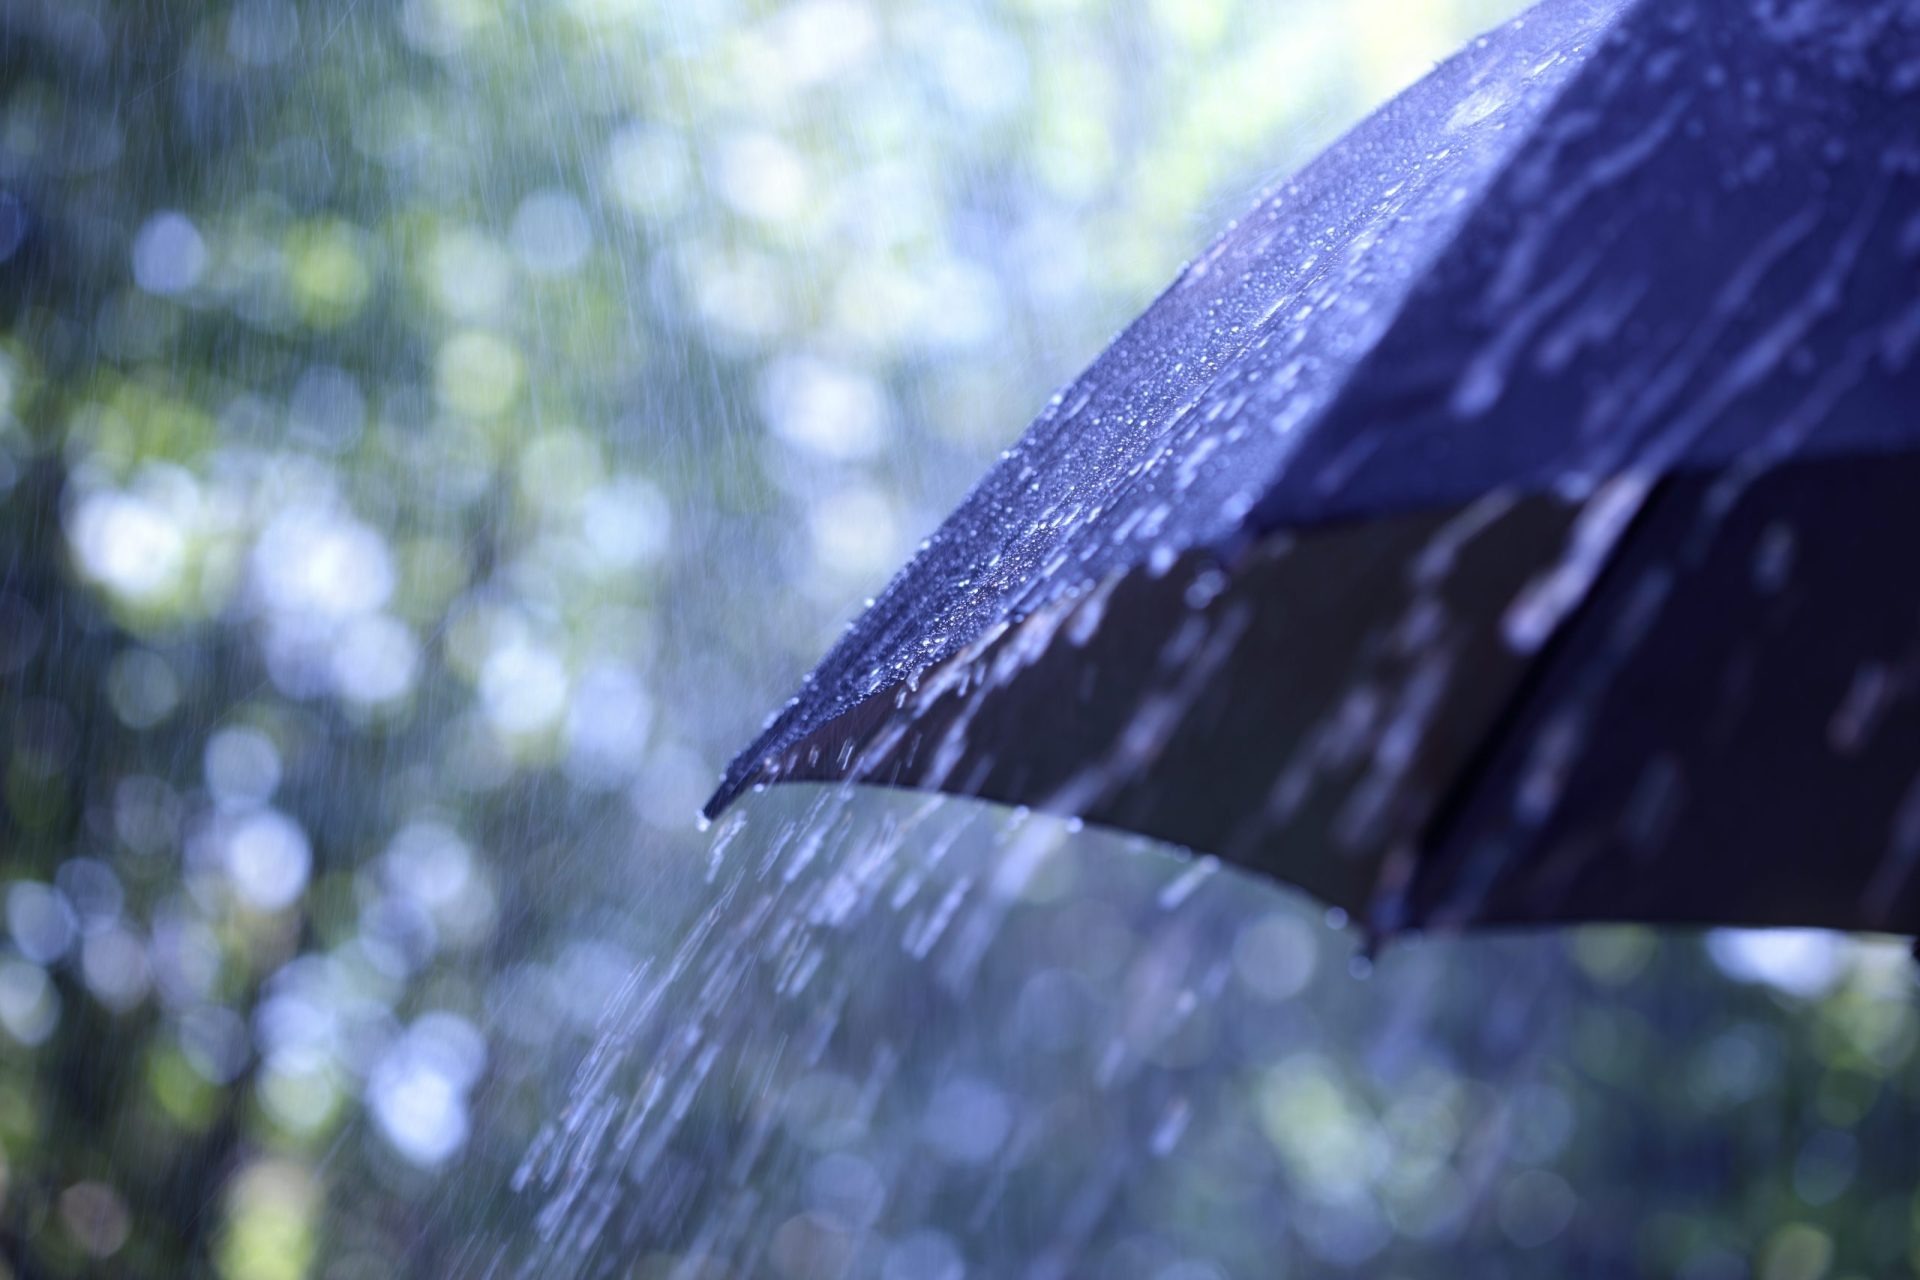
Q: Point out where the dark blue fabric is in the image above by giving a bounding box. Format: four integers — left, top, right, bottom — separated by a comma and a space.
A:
714, 0, 1920, 814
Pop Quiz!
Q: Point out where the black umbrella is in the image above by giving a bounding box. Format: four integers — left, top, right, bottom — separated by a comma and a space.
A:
707, 0, 1920, 940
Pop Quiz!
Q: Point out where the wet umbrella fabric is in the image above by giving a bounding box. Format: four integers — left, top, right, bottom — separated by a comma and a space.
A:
708, 0, 1920, 938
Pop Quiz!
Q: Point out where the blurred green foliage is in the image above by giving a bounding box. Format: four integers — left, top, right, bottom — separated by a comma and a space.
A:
1, 0, 1916, 1277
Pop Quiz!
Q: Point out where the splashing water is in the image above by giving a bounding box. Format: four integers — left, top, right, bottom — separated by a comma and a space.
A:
492, 784, 1917, 1279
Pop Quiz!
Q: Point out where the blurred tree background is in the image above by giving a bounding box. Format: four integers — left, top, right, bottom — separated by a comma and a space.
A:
2, 0, 1917, 1277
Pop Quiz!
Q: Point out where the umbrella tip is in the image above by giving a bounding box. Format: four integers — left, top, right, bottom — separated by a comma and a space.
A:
700, 773, 746, 824
1357, 923, 1390, 965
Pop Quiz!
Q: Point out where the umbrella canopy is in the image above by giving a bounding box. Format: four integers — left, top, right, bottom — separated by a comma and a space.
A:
708, 0, 1920, 938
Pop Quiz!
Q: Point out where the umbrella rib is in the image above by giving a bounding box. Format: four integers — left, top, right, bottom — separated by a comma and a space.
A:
1380, 476, 1673, 935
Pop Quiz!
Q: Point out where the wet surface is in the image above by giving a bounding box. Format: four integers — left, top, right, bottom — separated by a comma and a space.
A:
715, 0, 1920, 937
